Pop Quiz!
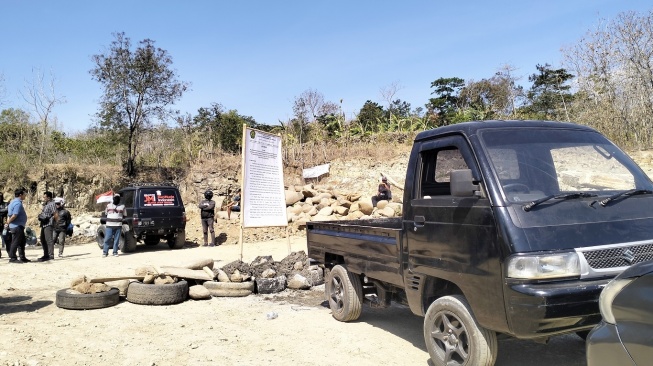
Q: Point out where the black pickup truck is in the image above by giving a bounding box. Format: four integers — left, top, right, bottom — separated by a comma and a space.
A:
307, 120, 653, 366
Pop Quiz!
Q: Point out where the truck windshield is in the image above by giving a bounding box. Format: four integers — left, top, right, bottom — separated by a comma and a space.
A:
479, 128, 653, 203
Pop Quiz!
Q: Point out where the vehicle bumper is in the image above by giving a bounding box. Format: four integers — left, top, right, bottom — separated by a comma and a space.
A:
504, 278, 608, 338
133, 226, 185, 237
586, 322, 635, 366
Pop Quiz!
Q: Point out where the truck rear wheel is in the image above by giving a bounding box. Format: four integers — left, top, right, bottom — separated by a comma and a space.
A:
325, 265, 363, 322
121, 226, 137, 253
167, 230, 186, 249
97, 225, 126, 251
423, 295, 497, 366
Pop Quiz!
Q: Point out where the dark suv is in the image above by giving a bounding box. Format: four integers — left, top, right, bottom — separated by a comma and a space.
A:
96, 183, 187, 252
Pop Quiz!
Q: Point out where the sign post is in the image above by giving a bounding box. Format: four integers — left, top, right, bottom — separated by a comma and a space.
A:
239, 125, 288, 260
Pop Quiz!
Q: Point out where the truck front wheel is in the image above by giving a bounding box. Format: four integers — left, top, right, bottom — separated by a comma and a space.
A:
325, 265, 363, 322
423, 295, 497, 366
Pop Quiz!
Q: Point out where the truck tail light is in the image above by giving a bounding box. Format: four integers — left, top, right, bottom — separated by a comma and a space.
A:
182, 212, 187, 223
132, 214, 140, 226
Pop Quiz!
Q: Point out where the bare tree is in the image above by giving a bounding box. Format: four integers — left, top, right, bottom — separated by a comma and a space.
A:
563, 10, 653, 148
380, 81, 403, 126
20, 68, 66, 163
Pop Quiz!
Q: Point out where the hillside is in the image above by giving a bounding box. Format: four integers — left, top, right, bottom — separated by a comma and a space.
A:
8, 140, 653, 247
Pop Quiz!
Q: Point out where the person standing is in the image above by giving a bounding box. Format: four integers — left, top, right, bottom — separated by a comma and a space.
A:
37, 191, 58, 262
52, 197, 72, 258
198, 190, 216, 247
103, 193, 125, 257
5, 188, 30, 263
0, 193, 8, 258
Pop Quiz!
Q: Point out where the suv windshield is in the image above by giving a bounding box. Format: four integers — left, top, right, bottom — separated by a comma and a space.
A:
138, 188, 180, 207
479, 128, 653, 203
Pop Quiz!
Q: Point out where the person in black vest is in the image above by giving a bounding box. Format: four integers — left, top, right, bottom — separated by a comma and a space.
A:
198, 190, 216, 247
52, 197, 72, 258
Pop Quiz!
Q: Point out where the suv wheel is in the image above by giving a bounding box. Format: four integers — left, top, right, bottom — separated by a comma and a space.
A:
121, 226, 138, 253
167, 229, 186, 249
97, 225, 126, 251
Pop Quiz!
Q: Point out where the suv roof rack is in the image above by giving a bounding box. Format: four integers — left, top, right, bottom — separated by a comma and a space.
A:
127, 181, 178, 188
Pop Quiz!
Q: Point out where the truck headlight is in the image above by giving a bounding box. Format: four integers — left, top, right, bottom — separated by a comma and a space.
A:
598, 278, 632, 324
507, 252, 580, 280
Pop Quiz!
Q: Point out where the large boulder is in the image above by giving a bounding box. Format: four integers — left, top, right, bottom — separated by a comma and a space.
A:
256, 275, 286, 294
285, 190, 303, 206
359, 200, 374, 215
334, 206, 349, 216
318, 207, 333, 216
189, 285, 212, 300
286, 274, 312, 290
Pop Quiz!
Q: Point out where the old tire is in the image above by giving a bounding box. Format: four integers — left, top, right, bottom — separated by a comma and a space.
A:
126, 280, 188, 305
424, 295, 497, 366
167, 229, 186, 249
96, 225, 126, 251
56, 288, 120, 310
325, 265, 363, 322
121, 226, 137, 253
203, 281, 254, 297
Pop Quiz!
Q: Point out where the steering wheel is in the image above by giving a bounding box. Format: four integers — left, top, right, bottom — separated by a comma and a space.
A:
503, 183, 530, 193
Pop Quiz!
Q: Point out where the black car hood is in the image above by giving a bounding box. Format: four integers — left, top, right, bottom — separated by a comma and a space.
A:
506, 196, 653, 252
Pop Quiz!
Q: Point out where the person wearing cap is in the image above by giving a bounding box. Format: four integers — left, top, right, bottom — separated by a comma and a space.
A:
198, 190, 216, 246
103, 193, 126, 257
52, 197, 72, 258
372, 176, 392, 207
37, 191, 58, 262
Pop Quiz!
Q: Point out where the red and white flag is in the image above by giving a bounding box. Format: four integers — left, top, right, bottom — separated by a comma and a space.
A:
95, 190, 113, 204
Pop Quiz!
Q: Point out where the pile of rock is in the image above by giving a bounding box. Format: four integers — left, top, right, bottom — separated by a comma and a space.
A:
284, 184, 403, 229
216, 251, 324, 294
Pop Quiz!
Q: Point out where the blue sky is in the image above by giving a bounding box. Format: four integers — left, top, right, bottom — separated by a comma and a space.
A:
1, 1, 651, 133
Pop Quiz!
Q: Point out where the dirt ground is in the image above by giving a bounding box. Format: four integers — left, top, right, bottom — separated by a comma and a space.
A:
0, 237, 587, 366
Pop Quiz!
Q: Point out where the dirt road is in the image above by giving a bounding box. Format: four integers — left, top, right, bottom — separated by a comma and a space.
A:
0, 239, 586, 366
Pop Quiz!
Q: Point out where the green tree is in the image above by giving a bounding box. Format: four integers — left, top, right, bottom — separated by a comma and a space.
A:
427, 77, 465, 125
522, 64, 574, 120
90, 32, 189, 176
355, 100, 385, 135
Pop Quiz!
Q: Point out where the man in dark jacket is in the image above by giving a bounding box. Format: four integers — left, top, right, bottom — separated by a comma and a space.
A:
52, 197, 72, 258
198, 190, 216, 247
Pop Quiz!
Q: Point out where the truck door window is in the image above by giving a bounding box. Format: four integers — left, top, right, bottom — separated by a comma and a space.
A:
421, 148, 470, 197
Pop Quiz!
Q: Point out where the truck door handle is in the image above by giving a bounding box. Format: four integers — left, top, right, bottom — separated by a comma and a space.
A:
414, 216, 425, 230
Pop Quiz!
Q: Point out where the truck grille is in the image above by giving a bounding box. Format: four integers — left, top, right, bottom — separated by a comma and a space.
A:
579, 243, 653, 270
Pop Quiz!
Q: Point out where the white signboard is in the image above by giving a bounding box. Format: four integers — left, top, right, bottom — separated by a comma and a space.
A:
302, 163, 330, 179
242, 128, 288, 228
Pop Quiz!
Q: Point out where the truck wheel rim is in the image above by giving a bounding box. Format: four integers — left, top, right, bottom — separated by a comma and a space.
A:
427, 310, 469, 365
328, 275, 345, 311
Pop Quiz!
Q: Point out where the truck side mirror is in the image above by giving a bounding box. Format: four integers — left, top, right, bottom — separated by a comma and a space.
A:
450, 169, 480, 197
